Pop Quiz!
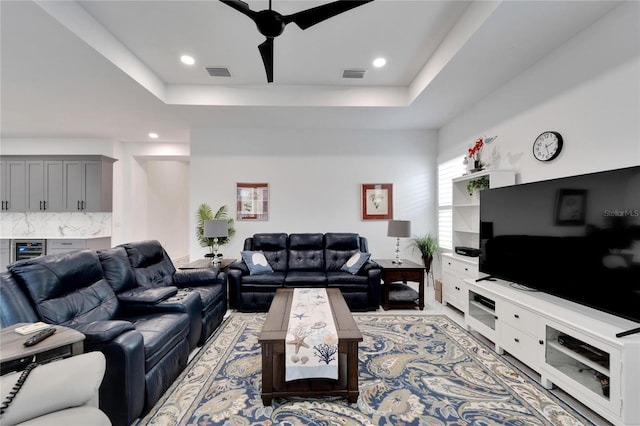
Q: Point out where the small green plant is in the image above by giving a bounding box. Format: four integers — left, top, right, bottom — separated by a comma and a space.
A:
409, 234, 439, 258
467, 176, 489, 195
195, 203, 235, 253
409, 233, 439, 272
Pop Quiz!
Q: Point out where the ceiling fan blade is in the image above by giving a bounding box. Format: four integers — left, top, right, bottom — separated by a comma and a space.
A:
221, 0, 372, 83
283, 0, 373, 30
258, 38, 274, 83
219, 0, 256, 21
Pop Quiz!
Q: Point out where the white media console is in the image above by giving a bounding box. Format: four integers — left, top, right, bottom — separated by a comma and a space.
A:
464, 278, 640, 426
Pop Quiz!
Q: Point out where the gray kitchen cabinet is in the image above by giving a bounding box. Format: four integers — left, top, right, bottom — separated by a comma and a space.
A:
1, 155, 115, 213
0, 239, 10, 270
63, 158, 114, 212
63, 160, 84, 211
46, 237, 111, 255
0, 160, 26, 212
26, 160, 63, 211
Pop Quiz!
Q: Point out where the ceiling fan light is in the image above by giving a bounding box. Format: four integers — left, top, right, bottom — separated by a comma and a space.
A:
148, 132, 159, 139
373, 57, 386, 68
180, 55, 195, 65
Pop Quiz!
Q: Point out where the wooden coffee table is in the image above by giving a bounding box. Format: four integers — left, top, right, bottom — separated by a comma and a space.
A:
259, 288, 363, 405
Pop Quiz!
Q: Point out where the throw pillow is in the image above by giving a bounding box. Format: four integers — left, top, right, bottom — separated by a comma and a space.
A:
241, 250, 274, 275
341, 251, 371, 275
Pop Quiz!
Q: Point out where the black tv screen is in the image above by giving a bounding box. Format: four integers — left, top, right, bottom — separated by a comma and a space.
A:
480, 165, 640, 324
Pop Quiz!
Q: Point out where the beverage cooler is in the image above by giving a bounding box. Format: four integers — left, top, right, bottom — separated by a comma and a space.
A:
10, 239, 46, 262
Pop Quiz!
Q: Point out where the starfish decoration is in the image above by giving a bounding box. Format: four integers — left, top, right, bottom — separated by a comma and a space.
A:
292, 312, 308, 320
287, 334, 309, 354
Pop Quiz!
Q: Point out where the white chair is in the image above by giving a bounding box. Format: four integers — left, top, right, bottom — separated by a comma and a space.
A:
0, 351, 111, 426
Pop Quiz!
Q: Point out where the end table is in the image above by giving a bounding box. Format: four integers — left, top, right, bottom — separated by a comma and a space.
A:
375, 259, 426, 310
1, 324, 85, 374
178, 258, 237, 270
179, 258, 237, 308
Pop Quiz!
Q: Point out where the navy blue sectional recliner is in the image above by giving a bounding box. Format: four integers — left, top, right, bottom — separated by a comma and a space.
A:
0, 240, 227, 426
228, 232, 381, 312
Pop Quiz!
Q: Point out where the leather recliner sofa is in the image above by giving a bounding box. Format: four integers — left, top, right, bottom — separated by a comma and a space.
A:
0, 241, 227, 426
228, 232, 381, 312
115, 240, 227, 348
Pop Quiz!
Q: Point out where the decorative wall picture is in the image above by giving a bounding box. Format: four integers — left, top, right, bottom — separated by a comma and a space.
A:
361, 183, 393, 220
236, 182, 269, 220
555, 189, 587, 225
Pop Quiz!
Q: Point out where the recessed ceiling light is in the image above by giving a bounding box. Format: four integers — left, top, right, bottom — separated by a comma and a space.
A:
373, 57, 386, 68
180, 55, 195, 65
148, 132, 159, 139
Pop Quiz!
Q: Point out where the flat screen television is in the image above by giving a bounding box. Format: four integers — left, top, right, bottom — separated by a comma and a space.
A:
479, 165, 640, 324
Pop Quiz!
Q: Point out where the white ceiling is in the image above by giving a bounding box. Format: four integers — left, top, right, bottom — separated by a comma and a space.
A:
0, 0, 623, 144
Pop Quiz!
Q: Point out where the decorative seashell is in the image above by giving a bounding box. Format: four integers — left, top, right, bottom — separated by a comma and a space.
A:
291, 355, 300, 363
323, 335, 338, 345
300, 356, 309, 364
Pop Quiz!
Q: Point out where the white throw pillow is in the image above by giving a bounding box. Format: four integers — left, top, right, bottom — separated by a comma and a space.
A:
341, 251, 371, 274
241, 250, 274, 275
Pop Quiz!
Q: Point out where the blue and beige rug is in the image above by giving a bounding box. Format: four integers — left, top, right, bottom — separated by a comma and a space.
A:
140, 313, 593, 425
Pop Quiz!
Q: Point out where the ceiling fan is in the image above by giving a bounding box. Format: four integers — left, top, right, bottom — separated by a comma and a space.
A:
219, 0, 374, 82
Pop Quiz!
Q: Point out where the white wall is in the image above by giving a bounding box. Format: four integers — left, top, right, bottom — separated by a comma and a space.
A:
438, 1, 640, 181
114, 142, 189, 247
146, 160, 189, 258
0, 138, 115, 156
189, 128, 438, 264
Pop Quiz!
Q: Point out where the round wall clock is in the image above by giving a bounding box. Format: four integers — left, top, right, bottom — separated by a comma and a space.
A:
533, 131, 563, 162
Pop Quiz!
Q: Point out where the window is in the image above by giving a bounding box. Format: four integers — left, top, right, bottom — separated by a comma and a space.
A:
438, 157, 465, 251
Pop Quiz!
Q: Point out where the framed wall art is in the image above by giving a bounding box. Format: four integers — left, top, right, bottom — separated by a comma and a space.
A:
361, 183, 393, 220
237, 182, 269, 220
554, 189, 587, 225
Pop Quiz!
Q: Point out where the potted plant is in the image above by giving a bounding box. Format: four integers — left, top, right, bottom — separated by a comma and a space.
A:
467, 176, 489, 195
409, 233, 439, 273
196, 203, 235, 257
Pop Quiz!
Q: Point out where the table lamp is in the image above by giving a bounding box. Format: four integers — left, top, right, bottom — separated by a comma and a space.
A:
387, 220, 411, 264
204, 219, 228, 265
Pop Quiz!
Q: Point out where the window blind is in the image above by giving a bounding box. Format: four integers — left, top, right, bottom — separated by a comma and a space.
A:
438, 157, 465, 251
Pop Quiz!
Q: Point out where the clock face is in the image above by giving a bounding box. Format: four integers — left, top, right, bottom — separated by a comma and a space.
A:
533, 131, 563, 161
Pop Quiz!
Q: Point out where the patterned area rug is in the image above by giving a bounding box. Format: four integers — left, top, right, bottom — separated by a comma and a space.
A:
140, 313, 593, 426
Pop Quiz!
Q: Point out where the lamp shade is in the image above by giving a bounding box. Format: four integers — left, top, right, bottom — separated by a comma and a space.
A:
387, 220, 411, 238
204, 220, 228, 238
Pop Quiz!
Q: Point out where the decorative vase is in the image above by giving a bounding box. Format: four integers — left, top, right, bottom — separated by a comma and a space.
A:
422, 254, 433, 274
474, 160, 484, 171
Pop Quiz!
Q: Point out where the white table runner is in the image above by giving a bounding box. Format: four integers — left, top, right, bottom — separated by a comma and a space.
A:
285, 288, 339, 382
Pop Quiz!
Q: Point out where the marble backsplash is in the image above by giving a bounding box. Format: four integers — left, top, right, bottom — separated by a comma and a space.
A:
0, 212, 112, 238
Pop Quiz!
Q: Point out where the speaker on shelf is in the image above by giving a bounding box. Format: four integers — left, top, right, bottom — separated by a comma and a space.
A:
455, 246, 481, 257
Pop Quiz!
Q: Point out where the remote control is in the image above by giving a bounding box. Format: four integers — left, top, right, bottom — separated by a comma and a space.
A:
23, 327, 56, 346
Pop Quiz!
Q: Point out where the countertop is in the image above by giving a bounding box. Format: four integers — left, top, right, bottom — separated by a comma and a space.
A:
0, 236, 111, 240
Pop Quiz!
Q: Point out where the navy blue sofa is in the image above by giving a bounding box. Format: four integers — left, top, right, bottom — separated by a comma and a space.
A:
228, 232, 381, 312
0, 240, 227, 426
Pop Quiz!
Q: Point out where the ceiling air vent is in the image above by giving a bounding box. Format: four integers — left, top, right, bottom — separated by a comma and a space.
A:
342, 69, 366, 79
205, 67, 232, 77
